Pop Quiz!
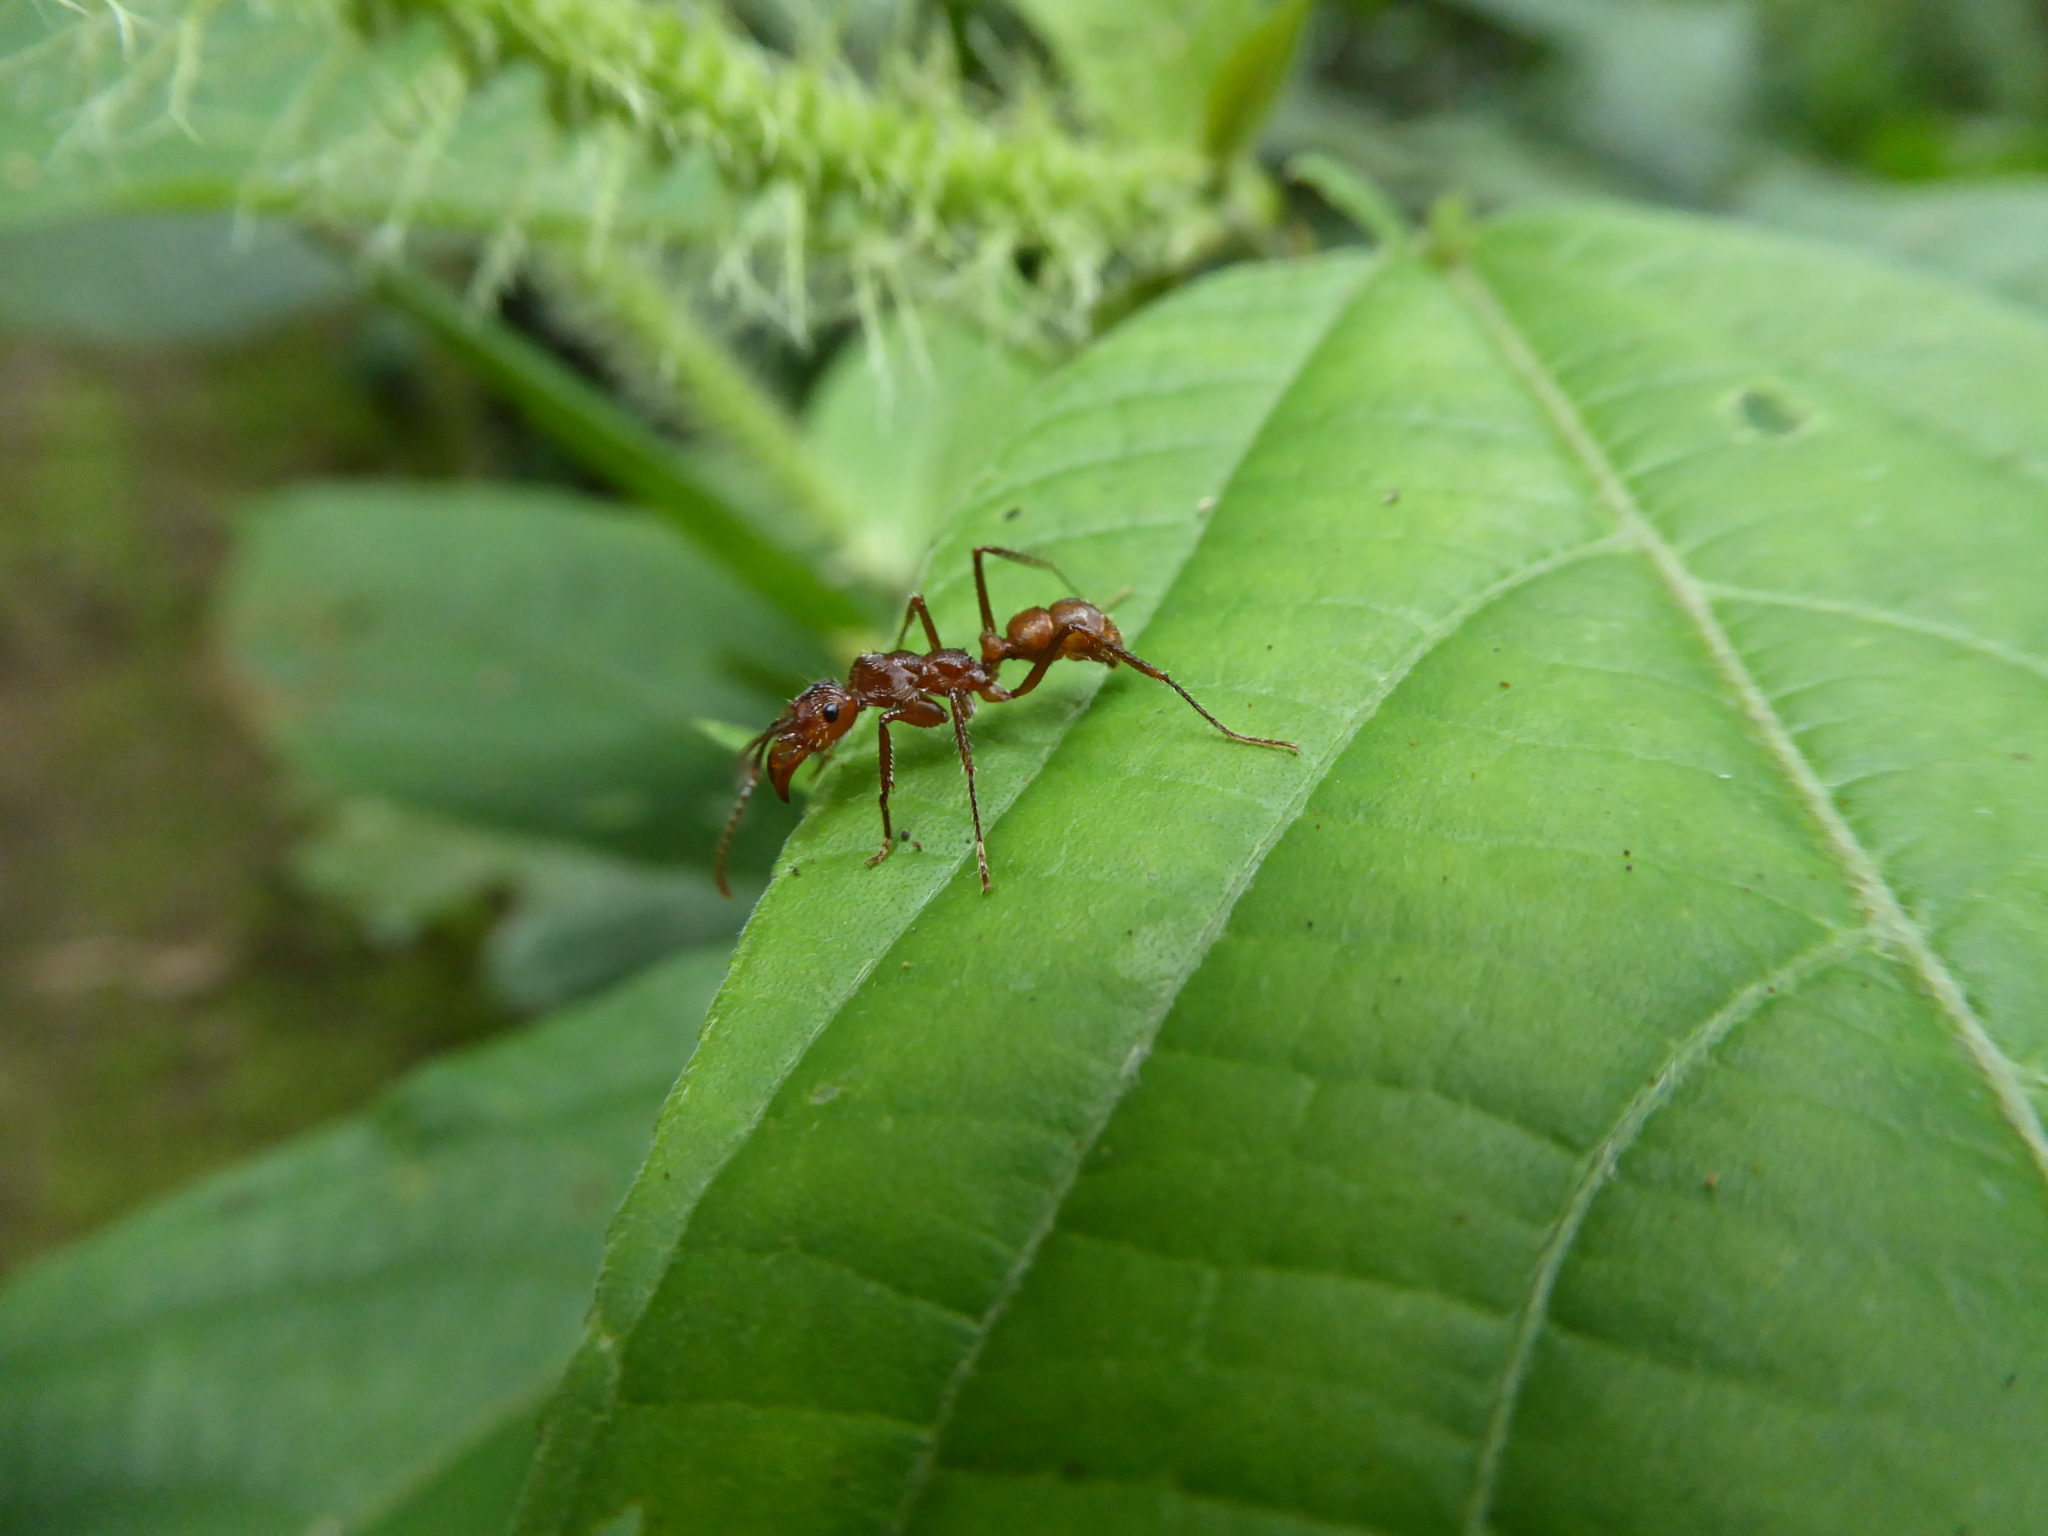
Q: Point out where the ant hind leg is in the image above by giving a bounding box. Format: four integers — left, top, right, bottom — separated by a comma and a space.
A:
973, 544, 1083, 633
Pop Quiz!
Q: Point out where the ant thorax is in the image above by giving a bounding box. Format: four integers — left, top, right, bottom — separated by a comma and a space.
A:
848, 650, 926, 703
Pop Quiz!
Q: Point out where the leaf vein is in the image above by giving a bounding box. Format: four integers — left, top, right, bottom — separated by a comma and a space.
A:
1704, 584, 2048, 686
1459, 932, 1866, 1535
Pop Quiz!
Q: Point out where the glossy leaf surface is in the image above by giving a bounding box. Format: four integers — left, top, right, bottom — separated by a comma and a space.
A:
0, 949, 727, 1536
519, 203, 2048, 1535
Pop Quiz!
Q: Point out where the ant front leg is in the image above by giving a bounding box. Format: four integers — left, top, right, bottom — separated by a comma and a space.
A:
865, 699, 947, 869
712, 727, 777, 898
978, 652, 1056, 705
1102, 641, 1300, 753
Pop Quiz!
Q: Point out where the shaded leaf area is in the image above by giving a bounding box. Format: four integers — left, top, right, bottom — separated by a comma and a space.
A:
0, 0, 722, 244
0, 946, 727, 1536
219, 481, 826, 863
519, 206, 2048, 1535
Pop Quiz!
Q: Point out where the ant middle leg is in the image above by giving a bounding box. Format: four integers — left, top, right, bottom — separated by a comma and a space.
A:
1101, 641, 1300, 753
866, 717, 899, 868
865, 698, 947, 869
893, 593, 945, 652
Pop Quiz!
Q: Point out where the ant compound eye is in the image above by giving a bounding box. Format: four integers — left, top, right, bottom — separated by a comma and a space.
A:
823, 704, 841, 723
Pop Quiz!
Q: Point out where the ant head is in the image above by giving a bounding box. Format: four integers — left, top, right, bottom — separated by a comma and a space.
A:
1045, 598, 1124, 660
765, 681, 859, 800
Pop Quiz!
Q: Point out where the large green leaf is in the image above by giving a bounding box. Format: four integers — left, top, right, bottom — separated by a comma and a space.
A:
517, 204, 2048, 1534
0, 946, 727, 1536
219, 481, 828, 862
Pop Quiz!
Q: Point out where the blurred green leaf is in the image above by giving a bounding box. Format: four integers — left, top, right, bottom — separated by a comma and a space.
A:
803, 313, 1046, 591
519, 205, 2048, 1534
0, 946, 727, 1536
1202, 0, 1313, 162
1738, 166, 2048, 313
219, 481, 827, 863
1752, 0, 2048, 163
0, 216, 344, 343
1015, 0, 1301, 153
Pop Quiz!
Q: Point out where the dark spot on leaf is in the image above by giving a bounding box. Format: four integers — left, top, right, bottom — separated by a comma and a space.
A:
2016, 752, 2034, 762
1703, 1172, 1719, 1191
1003, 506, 1022, 521
2006, 1373, 2020, 1389
1499, 680, 1511, 689
1734, 384, 1808, 438
1306, 921, 1314, 929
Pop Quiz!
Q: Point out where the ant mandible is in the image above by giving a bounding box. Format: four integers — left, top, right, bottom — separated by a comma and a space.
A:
713, 537, 1298, 897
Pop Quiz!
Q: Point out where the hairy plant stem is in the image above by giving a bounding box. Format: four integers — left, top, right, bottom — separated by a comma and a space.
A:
351, 0, 1232, 321
540, 250, 871, 570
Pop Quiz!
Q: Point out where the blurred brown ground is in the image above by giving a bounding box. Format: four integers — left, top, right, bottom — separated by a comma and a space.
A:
0, 317, 505, 1275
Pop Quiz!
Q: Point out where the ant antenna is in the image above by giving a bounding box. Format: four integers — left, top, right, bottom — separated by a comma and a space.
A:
712, 727, 776, 898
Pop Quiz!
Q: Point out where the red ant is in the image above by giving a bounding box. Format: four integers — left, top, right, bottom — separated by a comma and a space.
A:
714, 541, 1297, 896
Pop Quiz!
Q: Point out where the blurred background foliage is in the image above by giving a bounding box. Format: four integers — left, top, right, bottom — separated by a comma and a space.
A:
3, 0, 2046, 1269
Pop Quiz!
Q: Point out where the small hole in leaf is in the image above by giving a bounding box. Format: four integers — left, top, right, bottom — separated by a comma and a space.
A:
1734, 385, 1807, 439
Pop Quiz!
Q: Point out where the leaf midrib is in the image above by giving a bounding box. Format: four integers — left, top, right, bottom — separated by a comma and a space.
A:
1443, 254, 2048, 1188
